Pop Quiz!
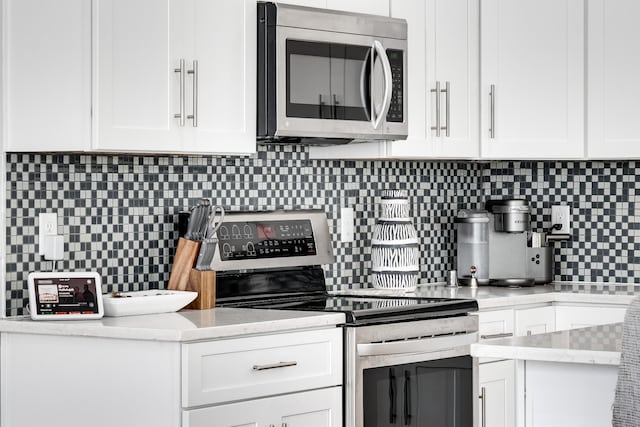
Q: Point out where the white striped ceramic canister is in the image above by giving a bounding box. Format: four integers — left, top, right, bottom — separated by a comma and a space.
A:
371, 190, 420, 291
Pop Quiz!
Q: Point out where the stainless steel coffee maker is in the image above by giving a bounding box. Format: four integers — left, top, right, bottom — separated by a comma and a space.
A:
455, 199, 554, 286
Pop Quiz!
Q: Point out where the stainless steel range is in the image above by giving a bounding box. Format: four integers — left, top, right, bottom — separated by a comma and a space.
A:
210, 210, 479, 427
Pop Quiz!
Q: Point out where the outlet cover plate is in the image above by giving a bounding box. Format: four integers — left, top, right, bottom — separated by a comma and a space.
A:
39, 213, 58, 256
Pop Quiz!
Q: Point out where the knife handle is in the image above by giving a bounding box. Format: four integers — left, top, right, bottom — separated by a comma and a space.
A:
168, 238, 201, 291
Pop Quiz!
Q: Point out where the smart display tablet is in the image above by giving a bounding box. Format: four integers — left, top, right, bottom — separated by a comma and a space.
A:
27, 272, 104, 320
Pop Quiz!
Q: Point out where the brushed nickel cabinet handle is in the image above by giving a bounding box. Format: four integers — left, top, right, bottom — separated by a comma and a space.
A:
174, 59, 186, 126
480, 332, 513, 340
187, 60, 198, 127
430, 81, 441, 137
441, 81, 450, 137
479, 386, 487, 427
489, 84, 496, 139
252, 361, 297, 371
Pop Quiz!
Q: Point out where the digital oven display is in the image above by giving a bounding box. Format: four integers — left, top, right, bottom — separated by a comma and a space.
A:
217, 219, 316, 261
33, 277, 100, 315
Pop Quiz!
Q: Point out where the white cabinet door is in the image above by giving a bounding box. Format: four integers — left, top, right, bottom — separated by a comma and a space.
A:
388, 0, 479, 159
480, 0, 585, 159
3, 0, 91, 151
587, 0, 640, 158
183, 0, 256, 154
478, 360, 516, 427
514, 306, 555, 336
477, 309, 514, 340
93, 0, 185, 152
183, 387, 342, 427
326, 0, 389, 15
555, 305, 627, 331
279, 387, 342, 427
93, 0, 255, 155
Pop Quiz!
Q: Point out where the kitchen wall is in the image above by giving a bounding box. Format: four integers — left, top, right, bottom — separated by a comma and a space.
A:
6, 148, 640, 316
5, 145, 482, 316
484, 161, 640, 285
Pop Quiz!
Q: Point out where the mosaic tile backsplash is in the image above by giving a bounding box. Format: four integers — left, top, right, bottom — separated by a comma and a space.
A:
5, 146, 482, 316
6, 148, 640, 316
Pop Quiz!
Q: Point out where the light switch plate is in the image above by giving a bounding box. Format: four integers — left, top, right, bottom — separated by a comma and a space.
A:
39, 213, 58, 256
551, 205, 570, 234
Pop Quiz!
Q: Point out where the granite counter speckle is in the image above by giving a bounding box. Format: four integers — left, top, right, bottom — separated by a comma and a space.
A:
0, 308, 346, 342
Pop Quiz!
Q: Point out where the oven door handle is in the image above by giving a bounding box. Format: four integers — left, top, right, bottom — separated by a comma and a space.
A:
356, 332, 477, 357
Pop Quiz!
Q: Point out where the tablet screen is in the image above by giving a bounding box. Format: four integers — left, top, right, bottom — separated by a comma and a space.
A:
33, 276, 100, 316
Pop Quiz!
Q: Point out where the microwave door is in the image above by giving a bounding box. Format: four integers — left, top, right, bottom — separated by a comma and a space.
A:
370, 40, 393, 130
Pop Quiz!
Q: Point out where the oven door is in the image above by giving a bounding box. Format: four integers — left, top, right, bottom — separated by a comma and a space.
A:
275, 26, 407, 140
345, 316, 479, 427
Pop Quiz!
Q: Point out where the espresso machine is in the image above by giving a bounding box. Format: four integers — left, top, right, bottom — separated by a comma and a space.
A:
455, 199, 554, 286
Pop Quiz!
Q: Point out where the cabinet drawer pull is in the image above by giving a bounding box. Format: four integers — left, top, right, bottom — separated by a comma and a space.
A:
252, 361, 298, 371
480, 332, 513, 340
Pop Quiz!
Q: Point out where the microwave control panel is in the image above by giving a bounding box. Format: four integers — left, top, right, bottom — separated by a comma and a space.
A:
386, 49, 404, 123
217, 220, 317, 261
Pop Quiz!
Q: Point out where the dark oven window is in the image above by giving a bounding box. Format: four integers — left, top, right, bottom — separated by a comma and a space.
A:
363, 356, 472, 427
286, 40, 371, 121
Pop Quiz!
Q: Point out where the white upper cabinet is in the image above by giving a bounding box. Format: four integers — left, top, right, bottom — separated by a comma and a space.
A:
3, 0, 91, 152
587, 0, 640, 158
93, 0, 255, 154
480, 0, 585, 159
388, 0, 479, 158
93, 0, 183, 152
182, 0, 256, 154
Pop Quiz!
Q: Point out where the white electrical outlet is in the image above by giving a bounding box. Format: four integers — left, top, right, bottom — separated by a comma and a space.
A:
340, 207, 354, 243
39, 213, 58, 256
551, 205, 570, 234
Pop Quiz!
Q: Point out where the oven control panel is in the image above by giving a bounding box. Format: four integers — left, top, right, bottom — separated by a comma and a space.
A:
217, 219, 317, 261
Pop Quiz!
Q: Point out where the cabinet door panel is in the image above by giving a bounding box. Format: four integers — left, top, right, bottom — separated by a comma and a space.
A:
588, 0, 640, 157
480, 0, 584, 159
478, 360, 515, 427
555, 306, 627, 331
4, 0, 90, 151
93, 0, 184, 152
515, 306, 555, 336
431, 0, 479, 158
186, 0, 256, 154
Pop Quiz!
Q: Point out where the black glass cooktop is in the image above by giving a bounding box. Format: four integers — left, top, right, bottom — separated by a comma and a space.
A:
221, 293, 478, 325
215, 267, 478, 325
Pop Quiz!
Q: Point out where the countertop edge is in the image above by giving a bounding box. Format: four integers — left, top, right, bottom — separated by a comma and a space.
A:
471, 342, 621, 366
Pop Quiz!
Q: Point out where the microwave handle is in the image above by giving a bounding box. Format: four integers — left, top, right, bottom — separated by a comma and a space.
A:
360, 49, 372, 122
372, 40, 393, 130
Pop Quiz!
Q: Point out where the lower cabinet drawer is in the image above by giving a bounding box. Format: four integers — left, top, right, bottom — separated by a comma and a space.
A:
182, 328, 342, 408
182, 386, 343, 427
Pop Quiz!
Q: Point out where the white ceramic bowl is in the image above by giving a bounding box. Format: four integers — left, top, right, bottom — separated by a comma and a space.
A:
102, 289, 198, 317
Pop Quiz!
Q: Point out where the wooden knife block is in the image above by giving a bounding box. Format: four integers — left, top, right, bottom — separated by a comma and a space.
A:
185, 269, 216, 310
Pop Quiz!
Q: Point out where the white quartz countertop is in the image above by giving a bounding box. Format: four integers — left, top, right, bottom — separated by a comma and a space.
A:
470, 323, 623, 365
0, 308, 346, 342
334, 282, 637, 309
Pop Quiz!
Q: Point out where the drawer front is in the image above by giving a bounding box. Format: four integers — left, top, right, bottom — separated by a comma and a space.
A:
182, 328, 342, 408
477, 309, 514, 340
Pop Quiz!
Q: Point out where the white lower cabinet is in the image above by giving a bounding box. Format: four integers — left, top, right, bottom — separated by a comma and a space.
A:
183, 387, 342, 427
477, 308, 514, 340
514, 306, 555, 336
555, 305, 627, 331
478, 360, 516, 427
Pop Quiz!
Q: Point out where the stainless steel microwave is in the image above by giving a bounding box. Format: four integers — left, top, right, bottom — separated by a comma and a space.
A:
257, 2, 408, 144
